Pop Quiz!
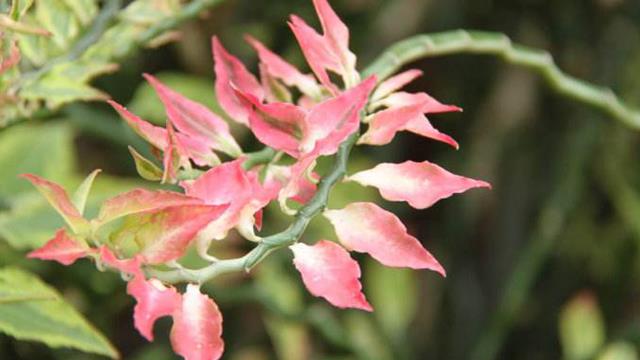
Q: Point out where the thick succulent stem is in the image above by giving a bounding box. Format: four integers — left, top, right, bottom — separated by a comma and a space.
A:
363, 30, 640, 130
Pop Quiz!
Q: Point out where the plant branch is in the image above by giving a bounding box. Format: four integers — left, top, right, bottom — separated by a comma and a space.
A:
362, 30, 640, 130
147, 132, 358, 284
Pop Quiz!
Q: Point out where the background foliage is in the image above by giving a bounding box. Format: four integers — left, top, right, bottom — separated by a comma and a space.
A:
2, 0, 640, 359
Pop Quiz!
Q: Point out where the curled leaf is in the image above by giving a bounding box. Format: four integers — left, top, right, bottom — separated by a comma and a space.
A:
127, 275, 181, 341
170, 284, 224, 360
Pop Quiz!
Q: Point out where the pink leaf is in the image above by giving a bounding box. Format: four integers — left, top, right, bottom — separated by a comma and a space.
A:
290, 240, 372, 311
359, 103, 458, 148
107, 100, 168, 150
312, 0, 357, 74
371, 69, 423, 101
98, 246, 142, 276
302, 76, 376, 155
245, 35, 321, 98
98, 189, 203, 224
143, 74, 242, 157
324, 202, 445, 275
20, 174, 88, 233
27, 228, 90, 265
133, 205, 229, 264
288, 15, 340, 93
212, 37, 263, 125
127, 275, 181, 341
235, 90, 307, 157
170, 284, 224, 360
182, 159, 275, 240
404, 115, 459, 149
289, 0, 358, 91
349, 161, 491, 209
376, 91, 461, 114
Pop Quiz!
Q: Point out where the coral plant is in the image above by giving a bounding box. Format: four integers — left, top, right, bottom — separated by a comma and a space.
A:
22, 0, 489, 358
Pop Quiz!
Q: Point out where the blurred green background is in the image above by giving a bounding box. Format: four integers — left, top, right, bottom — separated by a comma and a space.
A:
2, 0, 640, 359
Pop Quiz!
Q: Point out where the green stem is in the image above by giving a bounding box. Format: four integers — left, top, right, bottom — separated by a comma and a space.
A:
147, 132, 358, 284
363, 30, 640, 130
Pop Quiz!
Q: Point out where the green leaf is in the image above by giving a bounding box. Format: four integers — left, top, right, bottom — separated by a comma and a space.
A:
0, 122, 75, 197
72, 169, 101, 215
128, 146, 163, 181
20, 61, 115, 109
0, 267, 118, 358
61, 0, 98, 26
559, 292, 606, 360
34, 0, 79, 50
128, 72, 223, 125
364, 258, 418, 339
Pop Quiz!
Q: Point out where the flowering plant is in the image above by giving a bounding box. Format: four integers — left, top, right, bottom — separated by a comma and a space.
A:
22, 0, 489, 358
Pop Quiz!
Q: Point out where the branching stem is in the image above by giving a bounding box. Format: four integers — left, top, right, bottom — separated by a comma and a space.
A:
147, 132, 358, 284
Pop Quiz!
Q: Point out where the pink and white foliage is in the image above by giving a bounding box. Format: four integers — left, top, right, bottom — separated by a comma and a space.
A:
349, 161, 491, 209
22, 1, 492, 359
291, 240, 372, 311
324, 202, 445, 275
127, 275, 181, 341
27, 228, 91, 266
170, 284, 224, 360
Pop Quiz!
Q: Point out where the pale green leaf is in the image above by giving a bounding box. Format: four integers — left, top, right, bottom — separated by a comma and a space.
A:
61, 0, 98, 26
72, 169, 101, 215
0, 122, 75, 197
128, 146, 163, 181
559, 292, 606, 360
35, 0, 79, 50
0, 267, 118, 358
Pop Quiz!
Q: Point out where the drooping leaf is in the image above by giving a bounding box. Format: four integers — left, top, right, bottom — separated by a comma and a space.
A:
27, 228, 90, 266
290, 240, 372, 311
349, 161, 490, 209
324, 202, 445, 275
0, 267, 118, 358
127, 275, 181, 341
170, 284, 224, 360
